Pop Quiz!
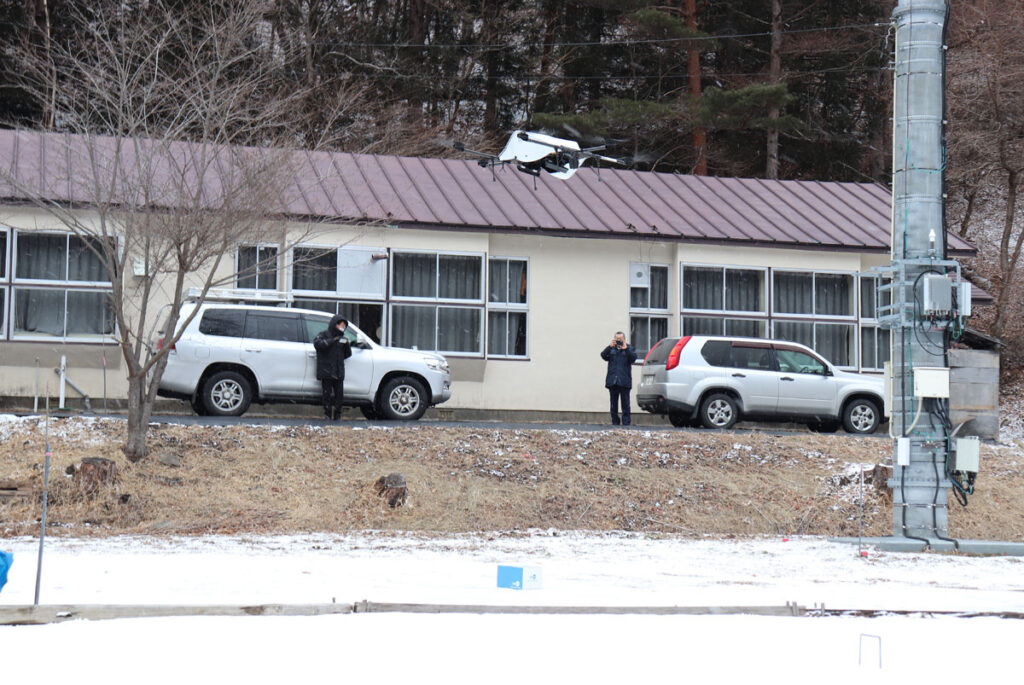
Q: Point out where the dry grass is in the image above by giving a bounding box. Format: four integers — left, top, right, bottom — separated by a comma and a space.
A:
1, 416, 1022, 541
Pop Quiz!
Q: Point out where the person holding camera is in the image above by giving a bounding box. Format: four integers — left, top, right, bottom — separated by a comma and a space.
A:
313, 314, 353, 420
600, 331, 637, 426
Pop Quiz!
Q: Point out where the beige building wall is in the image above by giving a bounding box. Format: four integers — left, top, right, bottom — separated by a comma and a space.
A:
0, 210, 894, 414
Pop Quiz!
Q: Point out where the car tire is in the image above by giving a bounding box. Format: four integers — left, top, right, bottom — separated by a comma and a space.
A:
190, 395, 209, 416
699, 392, 738, 430
359, 404, 381, 420
378, 376, 428, 421
201, 370, 252, 417
668, 411, 697, 428
842, 398, 881, 434
808, 419, 840, 433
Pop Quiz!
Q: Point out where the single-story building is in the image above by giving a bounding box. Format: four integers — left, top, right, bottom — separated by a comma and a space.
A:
0, 129, 983, 419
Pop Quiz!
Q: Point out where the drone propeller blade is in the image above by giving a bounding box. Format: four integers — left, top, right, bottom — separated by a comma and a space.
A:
453, 141, 500, 163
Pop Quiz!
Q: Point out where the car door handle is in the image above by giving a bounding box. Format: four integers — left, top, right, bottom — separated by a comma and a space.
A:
307, 352, 316, 358
244, 347, 262, 353
781, 376, 795, 381
732, 373, 745, 378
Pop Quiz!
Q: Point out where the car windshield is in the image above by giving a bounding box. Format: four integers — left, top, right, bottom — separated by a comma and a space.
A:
644, 338, 679, 365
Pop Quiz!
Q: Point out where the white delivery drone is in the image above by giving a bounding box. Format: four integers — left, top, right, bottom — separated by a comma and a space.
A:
454, 130, 627, 180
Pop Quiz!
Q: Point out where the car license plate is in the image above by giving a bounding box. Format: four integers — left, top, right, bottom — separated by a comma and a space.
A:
641, 374, 655, 386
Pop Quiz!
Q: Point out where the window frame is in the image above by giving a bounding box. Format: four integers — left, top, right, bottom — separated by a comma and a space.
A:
487, 256, 529, 359
680, 263, 768, 316
771, 268, 856, 320
388, 302, 484, 356
8, 230, 117, 342
235, 243, 280, 292
389, 249, 485, 304
629, 262, 670, 360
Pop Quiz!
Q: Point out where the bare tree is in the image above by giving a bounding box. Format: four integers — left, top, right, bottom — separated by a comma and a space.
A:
2, 1, 326, 461
946, 0, 1024, 343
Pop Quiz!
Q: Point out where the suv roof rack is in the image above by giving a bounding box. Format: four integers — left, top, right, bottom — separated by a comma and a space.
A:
185, 287, 294, 304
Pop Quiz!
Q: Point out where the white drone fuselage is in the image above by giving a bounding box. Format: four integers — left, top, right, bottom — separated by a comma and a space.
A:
498, 130, 584, 179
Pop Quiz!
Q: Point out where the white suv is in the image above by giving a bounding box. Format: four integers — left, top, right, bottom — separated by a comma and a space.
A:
636, 335, 885, 434
156, 303, 452, 419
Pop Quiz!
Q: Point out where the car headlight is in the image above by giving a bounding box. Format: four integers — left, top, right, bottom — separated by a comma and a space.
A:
424, 357, 449, 373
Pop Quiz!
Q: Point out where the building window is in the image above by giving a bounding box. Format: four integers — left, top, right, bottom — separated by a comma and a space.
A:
390, 251, 484, 354
683, 265, 766, 313
236, 245, 279, 290
487, 257, 528, 357
9, 231, 115, 340
291, 245, 389, 297
291, 246, 337, 292
773, 271, 854, 317
859, 275, 891, 370
393, 252, 482, 301
630, 263, 669, 357
391, 304, 482, 353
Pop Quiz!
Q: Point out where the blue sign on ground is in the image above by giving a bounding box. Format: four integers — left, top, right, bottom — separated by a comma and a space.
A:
0, 551, 12, 593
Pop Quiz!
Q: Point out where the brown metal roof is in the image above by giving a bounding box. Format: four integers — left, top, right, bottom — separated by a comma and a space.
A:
0, 128, 976, 254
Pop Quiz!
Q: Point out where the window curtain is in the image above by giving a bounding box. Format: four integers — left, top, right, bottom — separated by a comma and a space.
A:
649, 267, 668, 309
438, 306, 480, 352
773, 272, 813, 314
391, 304, 436, 350
292, 298, 336, 314
439, 255, 481, 300
816, 323, 853, 365
14, 288, 64, 335
773, 320, 813, 348
682, 316, 723, 336
489, 259, 507, 302
683, 267, 723, 309
68, 237, 111, 282
16, 233, 66, 280
488, 311, 508, 355
292, 248, 336, 291
726, 269, 763, 312
394, 253, 437, 297
238, 246, 277, 290
815, 274, 852, 316
860, 277, 877, 318
726, 319, 765, 338
508, 260, 527, 304
237, 247, 259, 289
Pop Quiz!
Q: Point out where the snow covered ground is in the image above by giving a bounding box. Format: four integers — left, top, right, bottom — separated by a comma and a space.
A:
1, 532, 1023, 682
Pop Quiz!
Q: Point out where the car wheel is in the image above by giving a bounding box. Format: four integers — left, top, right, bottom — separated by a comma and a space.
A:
201, 370, 252, 417
808, 419, 840, 433
668, 411, 697, 428
378, 376, 428, 421
699, 392, 738, 430
842, 398, 880, 434
359, 404, 381, 420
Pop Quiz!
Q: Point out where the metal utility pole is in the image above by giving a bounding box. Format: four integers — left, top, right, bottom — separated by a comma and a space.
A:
837, 1, 1020, 555
886, 0, 961, 547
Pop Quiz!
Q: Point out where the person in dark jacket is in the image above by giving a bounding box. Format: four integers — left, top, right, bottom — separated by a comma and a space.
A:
313, 315, 353, 420
601, 331, 637, 426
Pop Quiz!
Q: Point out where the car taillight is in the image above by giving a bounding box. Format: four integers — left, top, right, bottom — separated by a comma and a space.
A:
156, 337, 175, 352
665, 336, 691, 371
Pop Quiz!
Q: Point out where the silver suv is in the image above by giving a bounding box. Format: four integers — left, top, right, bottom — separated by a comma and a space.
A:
156, 303, 451, 419
637, 335, 885, 434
